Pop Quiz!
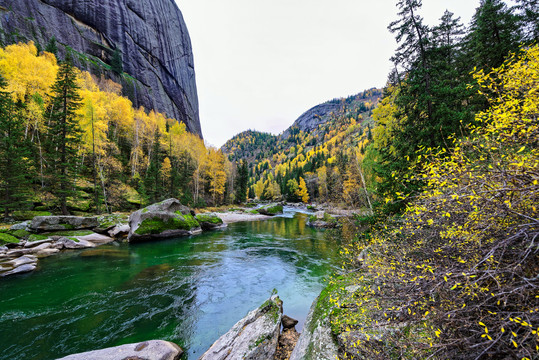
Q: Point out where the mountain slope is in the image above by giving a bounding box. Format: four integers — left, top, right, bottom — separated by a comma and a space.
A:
0, 0, 201, 136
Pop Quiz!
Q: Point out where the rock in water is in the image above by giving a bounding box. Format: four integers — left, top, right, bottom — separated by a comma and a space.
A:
200, 295, 283, 360
0, 0, 201, 136
195, 213, 226, 231
128, 198, 200, 242
57, 340, 182, 360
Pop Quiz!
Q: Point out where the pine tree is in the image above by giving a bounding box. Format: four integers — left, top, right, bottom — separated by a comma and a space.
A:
465, 0, 522, 71
44, 52, 83, 215
45, 36, 58, 58
234, 160, 249, 204
0, 76, 32, 218
514, 0, 539, 42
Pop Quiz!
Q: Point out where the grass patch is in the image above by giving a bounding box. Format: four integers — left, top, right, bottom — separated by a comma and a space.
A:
0, 233, 19, 245
46, 230, 94, 237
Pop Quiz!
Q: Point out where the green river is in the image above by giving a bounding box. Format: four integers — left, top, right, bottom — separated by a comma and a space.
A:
0, 210, 342, 359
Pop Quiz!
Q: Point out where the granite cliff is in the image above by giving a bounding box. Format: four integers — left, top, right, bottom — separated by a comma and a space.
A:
0, 0, 202, 137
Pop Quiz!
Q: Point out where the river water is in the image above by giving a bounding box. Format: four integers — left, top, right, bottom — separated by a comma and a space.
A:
0, 210, 342, 359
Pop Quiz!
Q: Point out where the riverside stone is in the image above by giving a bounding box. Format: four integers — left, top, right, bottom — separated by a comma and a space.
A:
0, 0, 201, 137
200, 295, 283, 360
57, 340, 183, 360
195, 213, 226, 231
128, 198, 200, 242
282, 315, 299, 329
108, 224, 130, 238
76, 233, 115, 245
0, 263, 36, 277
35, 248, 60, 258
29, 216, 99, 232
9, 221, 30, 231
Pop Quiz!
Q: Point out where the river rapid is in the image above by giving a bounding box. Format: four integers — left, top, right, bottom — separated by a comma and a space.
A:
0, 209, 342, 359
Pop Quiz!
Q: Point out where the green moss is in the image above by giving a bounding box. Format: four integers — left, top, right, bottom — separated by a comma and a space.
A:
0, 233, 19, 245
12, 211, 52, 221
10, 229, 30, 239
47, 230, 93, 237
27, 234, 49, 242
257, 204, 283, 215
248, 210, 259, 214
135, 214, 199, 236
195, 214, 223, 225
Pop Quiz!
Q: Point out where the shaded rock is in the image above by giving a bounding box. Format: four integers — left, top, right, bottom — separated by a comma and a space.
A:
94, 213, 129, 234
9, 221, 30, 231
0, 263, 36, 277
4, 255, 37, 268
195, 213, 226, 231
6, 249, 33, 257
35, 248, 60, 258
0, 0, 201, 137
200, 295, 283, 360
24, 239, 53, 248
57, 340, 182, 360
282, 315, 299, 329
257, 204, 284, 216
274, 327, 300, 360
0, 245, 7, 252
29, 216, 99, 232
108, 224, 130, 238
289, 296, 339, 360
128, 199, 200, 242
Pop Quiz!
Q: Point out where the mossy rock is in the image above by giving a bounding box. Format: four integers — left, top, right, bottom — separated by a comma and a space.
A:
46, 230, 94, 237
124, 186, 143, 205
10, 229, 30, 239
257, 204, 283, 216
135, 214, 199, 236
0, 233, 20, 245
27, 234, 50, 242
67, 198, 91, 212
195, 214, 223, 225
96, 213, 128, 231
12, 210, 52, 221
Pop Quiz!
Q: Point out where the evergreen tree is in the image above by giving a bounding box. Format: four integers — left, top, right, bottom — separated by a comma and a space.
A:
514, 0, 539, 42
44, 52, 83, 215
234, 160, 248, 204
45, 36, 58, 58
110, 48, 123, 75
465, 0, 522, 71
0, 76, 32, 218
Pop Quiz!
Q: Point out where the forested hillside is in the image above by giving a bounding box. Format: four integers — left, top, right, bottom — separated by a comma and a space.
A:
0, 42, 229, 218
222, 88, 382, 206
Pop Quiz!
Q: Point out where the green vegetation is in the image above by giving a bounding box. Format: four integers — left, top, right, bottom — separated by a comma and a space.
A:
195, 214, 223, 225
12, 211, 52, 221
257, 204, 283, 215
0, 232, 19, 245
46, 230, 93, 237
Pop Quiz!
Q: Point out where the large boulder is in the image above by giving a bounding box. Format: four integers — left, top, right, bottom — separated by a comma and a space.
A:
195, 213, 226, 231
128, 199, 200, 242
200, 295, 283, 360
29, 216, 99, 232
257, 204, 284, 216
57, 340, 182, 360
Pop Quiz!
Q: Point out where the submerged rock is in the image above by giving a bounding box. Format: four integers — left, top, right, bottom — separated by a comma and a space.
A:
29, 216, 99, 232
128, 198, 200, 242
0, 263, 36, 277
200, 295, 283, 360
57, 340, 182, 360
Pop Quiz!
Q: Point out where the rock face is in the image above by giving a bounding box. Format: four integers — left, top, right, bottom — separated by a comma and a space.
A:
128, 198, 200, 242
57, 340, 182, 360
281, 102, 341, 139
0, 0, 201, 137
29, 216, 99, 232
200, 295, 283, 360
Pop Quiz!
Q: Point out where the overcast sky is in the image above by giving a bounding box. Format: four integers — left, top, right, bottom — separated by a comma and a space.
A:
177, 0, 483, 147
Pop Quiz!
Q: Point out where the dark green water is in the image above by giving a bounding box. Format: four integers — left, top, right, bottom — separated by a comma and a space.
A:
0, 210, 341, 360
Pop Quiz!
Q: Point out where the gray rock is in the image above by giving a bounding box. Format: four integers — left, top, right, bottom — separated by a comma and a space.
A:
54, 237, 96, 250
0, 263, 36, 277
6, 249, 33, 257
289, 296, 339, 360
29, 216, 99, 232
200, 295, 282, 360
57, 340, 183, 360
76, 233, 115, 245
24, 239, 53, 248
0, 245, 8, 252
108, 224, 130, 238
282, 103, 342, 139
0, 0, 201, 137
5, 255, 37, 268
35, 248, 60, 258
26, 242, 52, 253
9, 221, 30, 231
128, 198, 200, 242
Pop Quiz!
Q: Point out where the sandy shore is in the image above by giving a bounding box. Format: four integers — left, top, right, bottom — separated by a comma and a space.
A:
216, 212, 272, 224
